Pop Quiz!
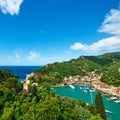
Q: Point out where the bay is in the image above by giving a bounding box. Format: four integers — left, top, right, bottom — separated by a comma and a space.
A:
53, 84, 120, 120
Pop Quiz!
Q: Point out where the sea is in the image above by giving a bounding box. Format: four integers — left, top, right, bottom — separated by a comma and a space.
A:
0, 66, 42, 82
53, 84, 120, 120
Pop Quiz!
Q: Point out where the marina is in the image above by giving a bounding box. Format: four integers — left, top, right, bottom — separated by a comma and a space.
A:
53, 84, 120, 120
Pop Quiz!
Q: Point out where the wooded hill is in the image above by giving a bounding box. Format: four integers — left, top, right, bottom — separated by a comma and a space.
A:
0, 67, 101, 120
35, 52, 120, 86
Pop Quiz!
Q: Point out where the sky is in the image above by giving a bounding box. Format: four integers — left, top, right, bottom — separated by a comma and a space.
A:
0, 0, 120, 65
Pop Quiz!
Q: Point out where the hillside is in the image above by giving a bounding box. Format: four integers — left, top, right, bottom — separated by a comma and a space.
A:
0, 68, 99, 119
35, 52, 120, 86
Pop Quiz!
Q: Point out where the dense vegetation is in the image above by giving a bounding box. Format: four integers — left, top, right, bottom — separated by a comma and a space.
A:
0, 68, 102, 120
35, 52, 120, 86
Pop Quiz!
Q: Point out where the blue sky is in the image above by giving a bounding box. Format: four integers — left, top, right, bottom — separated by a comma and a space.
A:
0, 0, 120, 65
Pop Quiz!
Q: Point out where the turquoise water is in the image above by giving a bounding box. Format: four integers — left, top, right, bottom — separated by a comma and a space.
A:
53, 84, 120, 120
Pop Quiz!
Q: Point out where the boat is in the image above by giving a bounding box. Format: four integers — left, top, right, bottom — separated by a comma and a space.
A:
89, 89, 96, 92
84, 89, 87, 93
69, 84, 75, 89
110, 96, 118, 100
106, 98, 110, 101
105, 110, 113, 114
114, 99, 120, 103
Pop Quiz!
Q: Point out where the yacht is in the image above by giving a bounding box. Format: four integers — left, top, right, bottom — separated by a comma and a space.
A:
114, 99, 120, 103
110, 96, 118, 100
106, 98, 110, 101
84, 89, 87, 93
69, 84, 75, 89
89, 89, 96, 92
105, 110, 113, 114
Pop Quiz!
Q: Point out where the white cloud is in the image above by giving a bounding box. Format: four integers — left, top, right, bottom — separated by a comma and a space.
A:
70, 43, 88, 51
0, 0, 24, 15
70, 8, 120, 54
70, 36, 120, 54
98, 9, 120, 35
28, 51, 40, 61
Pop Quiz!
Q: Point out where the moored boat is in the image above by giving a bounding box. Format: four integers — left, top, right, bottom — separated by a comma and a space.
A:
105, 110, 113, 114
110, 96, 118, 100
114, 99, 120, 103
84, 89, 87, 93
69, 84, 75, 89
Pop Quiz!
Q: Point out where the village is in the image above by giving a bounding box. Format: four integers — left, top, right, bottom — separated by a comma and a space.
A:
22, 71, 120, 103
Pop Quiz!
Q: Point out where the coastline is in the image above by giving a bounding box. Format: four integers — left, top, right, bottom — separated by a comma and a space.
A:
53, 81, 120, 99
52, 81, 91, 88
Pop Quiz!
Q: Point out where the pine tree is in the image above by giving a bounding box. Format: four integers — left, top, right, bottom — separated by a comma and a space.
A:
95, 92, 106, 120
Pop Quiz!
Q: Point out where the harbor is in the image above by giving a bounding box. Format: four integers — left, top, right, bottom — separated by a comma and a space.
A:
62, 72, 120, 99
52, 84, 120, 120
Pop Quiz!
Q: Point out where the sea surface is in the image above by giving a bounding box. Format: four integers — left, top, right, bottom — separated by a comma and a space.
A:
0, 66, 42, 82
53, 84, 120, 120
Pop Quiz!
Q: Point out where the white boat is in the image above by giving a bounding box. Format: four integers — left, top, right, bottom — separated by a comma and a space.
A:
89, 89, 96, 92
105, 110, 113, 114
69, 84, 75, 89
106, 98, 110, 101
84, 90, 87, 93
114, 100, 120, 103
110, 96, 118, 100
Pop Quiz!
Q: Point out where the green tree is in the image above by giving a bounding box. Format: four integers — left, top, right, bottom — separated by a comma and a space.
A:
13, 74, 19, 79
95, 92, 106, 120
75, 106, 91, 120
2, 107, 15, 120
2, 68, 11, 79
89, 114, 102, 120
